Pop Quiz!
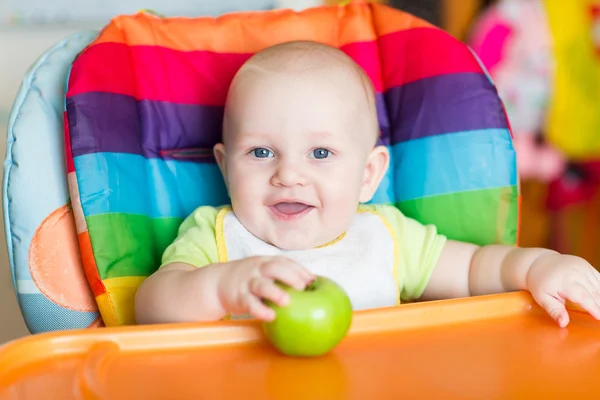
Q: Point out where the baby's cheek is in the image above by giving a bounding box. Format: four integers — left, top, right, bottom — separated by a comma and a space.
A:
327, 175, 361, 202
229, 170, 257, 196
323, 187, 360, 223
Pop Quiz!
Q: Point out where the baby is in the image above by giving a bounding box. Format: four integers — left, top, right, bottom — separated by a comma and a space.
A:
135, 41, 600, 327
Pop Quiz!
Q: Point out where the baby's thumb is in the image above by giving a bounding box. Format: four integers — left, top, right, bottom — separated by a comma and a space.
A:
537, 294, 569, 327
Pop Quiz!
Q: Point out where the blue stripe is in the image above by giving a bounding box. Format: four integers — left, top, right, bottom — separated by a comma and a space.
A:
392, 128, 517, 202
74, 153, 229, 219
369, 160, 395, 204
74, 128, 516, 218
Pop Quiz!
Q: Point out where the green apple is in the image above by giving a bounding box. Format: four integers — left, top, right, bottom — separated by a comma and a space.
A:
261, 275, 353, 357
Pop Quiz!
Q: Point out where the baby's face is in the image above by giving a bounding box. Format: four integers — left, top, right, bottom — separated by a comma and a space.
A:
215, 68, 386, 250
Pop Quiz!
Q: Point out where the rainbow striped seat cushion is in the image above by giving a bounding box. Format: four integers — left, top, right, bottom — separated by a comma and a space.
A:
64, 3, 519, 327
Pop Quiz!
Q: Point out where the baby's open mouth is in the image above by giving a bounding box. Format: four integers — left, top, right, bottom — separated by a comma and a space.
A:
269, 202, 314, 219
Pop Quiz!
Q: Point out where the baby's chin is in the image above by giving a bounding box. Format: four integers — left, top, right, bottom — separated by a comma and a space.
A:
235, 212, 346, 250
263, 230, 343, 251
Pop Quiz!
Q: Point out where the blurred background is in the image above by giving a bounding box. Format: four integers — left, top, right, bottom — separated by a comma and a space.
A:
2, 0, 599, 344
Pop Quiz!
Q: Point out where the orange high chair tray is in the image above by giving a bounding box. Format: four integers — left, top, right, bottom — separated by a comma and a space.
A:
1, 291, 599, 399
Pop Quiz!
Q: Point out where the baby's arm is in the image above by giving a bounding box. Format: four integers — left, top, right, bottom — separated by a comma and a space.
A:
135, 206, 313, 324
135, 257, 313, 324
421, 241, 600, 327
135, 262, 227, 324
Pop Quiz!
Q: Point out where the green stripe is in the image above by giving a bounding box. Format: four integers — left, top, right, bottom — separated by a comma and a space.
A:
397, 185, 518, 246
86, 214, 183, 280
85, 185, 518, 280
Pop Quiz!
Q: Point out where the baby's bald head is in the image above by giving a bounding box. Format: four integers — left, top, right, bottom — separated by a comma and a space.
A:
222, 41, 379, 148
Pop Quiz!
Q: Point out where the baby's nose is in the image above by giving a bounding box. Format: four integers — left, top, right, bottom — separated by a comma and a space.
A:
271, 161, 307, 187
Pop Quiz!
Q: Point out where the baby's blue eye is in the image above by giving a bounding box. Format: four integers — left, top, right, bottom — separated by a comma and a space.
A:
311, 148, 330, 159
252, 148, 273, 158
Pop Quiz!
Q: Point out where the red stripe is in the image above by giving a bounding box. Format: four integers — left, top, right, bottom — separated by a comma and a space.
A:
66, 41, 384, 105
78, 231, 106, 297
379, 28, 483, 88
64, 112, 75, 173
342, 41, 383, 92
67, 27, 482, 105
67, 44, 248, 106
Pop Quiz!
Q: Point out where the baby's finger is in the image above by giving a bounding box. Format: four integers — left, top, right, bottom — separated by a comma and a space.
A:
249, 277, 290, 307
273, 256, 314, 283
583, 271, 600, 314
560, 281, 600, 321
260, 257, 313, 290
535, 293, 569, 328
586, 267, 600, 295
242, 293, 276, 322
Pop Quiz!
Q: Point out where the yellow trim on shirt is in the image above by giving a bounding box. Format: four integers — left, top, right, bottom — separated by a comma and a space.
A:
316, 232, 347, 248
215, 206, 230, 263
215, 207, 231, 321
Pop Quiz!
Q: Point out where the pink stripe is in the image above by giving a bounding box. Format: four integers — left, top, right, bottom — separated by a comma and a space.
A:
379, 28, 484, 88
66, 41, 384, 105
66, 27, 484, 105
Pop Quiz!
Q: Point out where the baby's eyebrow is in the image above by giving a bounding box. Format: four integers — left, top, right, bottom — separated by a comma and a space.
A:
305, 131, 342, 142
307, 130, 334, 137
235, 132, 272, 142
232, 130, 344, 147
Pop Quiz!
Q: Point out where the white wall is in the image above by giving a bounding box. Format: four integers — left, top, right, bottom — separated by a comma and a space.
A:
0, 0, 276, 24
0, 26, 96, 110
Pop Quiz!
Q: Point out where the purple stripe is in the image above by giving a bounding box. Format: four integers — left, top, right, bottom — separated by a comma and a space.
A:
385, 72, 509, 143
66, 72, 507, 159
375, 93, 391, 146
66, 94, 223, 161
67, 92, 391, 159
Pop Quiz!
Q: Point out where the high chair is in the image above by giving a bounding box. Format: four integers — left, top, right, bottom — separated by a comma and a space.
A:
3, 1, 519, 334
19, 4, 600, 400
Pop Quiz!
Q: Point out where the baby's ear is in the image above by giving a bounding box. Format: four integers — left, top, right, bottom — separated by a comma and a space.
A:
359, 145, 390, 203
213, 143, 229, 189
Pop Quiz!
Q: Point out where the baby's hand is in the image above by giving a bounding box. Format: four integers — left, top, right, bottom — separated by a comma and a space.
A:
217, 256, 314, 321
526, 253, 600, 327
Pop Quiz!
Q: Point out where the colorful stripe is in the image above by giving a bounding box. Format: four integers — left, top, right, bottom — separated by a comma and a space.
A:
78, 231, 105, 297
64, 112, 75, 173
393, 128, 516, 202
398, 185, 518, 246
66, 71, 503, 159
66, 94, 224, 159
73, 128, 515, 219
73, 153, 229, 218
371, 3, 434, 36
67, 27, 478, 103
386, 72, 508, 143
378, 27, 482, 88
76, 185, 518, 280
86, 214, 183, 279
66, 92, 388, 158
89, 3, 431, 53
98, 276, 147, 326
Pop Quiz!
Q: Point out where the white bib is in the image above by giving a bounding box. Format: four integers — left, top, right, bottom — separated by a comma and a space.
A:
222, 210, 399, 311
